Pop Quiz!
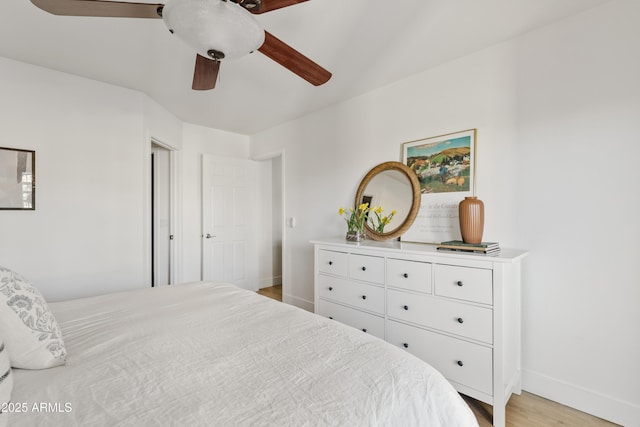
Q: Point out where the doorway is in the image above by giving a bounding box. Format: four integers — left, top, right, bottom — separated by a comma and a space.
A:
255, 153, 284, 302
200, 154, 284, 296
151, 143, 171, 287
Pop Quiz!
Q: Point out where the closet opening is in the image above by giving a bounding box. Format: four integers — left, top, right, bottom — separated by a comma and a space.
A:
151, 143, 171, 287
256, 153, 284, 302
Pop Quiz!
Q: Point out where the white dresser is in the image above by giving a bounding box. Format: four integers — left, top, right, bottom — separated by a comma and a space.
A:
312, 238, 527, 427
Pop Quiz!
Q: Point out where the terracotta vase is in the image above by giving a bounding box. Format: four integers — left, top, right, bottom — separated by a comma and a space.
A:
459, 196, 484, 244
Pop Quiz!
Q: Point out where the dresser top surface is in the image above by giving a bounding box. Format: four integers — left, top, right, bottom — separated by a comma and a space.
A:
311, 237, 528, 263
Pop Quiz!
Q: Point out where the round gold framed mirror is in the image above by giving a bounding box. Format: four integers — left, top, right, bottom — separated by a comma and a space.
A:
355, 161, 421, 241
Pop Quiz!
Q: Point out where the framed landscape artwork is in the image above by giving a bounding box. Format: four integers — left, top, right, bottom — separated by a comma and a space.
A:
401, 129, 476, 244
0, 147, 35, 210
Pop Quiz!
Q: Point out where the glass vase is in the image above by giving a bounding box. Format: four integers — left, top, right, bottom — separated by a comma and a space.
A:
346, 231, 366, 242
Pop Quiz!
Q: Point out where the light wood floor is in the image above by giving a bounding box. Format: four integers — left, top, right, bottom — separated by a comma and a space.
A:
257, 284, 282, 301
256, 286, 618, 427
464, 392, 617, 427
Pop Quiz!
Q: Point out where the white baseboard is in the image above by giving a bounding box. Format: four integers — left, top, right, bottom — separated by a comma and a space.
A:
283, 293, 313, 313
258, 275, 282, 289
522, 369, 640, 427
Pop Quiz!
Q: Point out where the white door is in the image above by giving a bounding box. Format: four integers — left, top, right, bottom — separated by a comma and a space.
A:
152, 144, 171, 286
202, 155, 258, 290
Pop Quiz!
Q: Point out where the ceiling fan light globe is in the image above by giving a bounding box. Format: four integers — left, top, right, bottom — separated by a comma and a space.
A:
162, 0, 265, 60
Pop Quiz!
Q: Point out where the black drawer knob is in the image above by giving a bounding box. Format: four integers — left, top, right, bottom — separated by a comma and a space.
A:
328, 316, 333, 320
361, 266, 367, 271
457, 281, 463, 287
403, 343, 409, 348
403, 305, 409, 311
403, 273, 409, 278
362, 328, 367, 333
457, 317, 464, 324
328, 287, 333, 291
457, 360, 464, 367
361, 295, 367, 300
328, 261, 333, 266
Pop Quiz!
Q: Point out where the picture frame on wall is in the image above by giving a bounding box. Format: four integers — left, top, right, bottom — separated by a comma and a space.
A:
0, 147, 35, 210
400, 129, 476, 244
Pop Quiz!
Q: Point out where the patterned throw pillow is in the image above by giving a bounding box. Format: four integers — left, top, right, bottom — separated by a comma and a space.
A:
0, 266, 66, 369
0, 338, 12, 427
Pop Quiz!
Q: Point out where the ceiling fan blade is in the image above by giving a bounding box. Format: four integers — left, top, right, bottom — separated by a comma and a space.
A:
192, 55, 220, 91
258, 31, 331, 86
238, 0, 308, 14
30, 0, 163, 18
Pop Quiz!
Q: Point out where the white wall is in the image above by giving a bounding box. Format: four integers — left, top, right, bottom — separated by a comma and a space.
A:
0, 57, 181, 301
0, 56, 253, 296
251, 42, 518, 307
180, 123, 250, 282
515, 1, 640, 424
250, 1, 640, 424
144, 97, 183, 151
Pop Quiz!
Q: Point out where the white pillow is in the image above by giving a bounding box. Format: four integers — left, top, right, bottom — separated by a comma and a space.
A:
0, 266, 66, 369
0, 338, 12, 427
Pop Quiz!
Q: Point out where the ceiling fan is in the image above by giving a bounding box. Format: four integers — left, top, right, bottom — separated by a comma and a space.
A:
29, 0, 332, 90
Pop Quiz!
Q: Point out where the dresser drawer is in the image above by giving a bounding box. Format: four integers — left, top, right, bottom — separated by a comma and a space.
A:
435, 264, 493, 305
349, 254, 385, 284
387, 258, 432, 293
387, 320, 493, 395
318, 275, 385, 315
387, 289, 493, 343
318, 249, 348, 277
316, 299, 385, 339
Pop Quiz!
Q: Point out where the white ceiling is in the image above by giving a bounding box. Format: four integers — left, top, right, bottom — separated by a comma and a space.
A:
0, 0, 609, 135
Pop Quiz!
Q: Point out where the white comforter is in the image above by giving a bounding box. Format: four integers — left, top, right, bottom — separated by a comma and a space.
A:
9, 282, 477, 426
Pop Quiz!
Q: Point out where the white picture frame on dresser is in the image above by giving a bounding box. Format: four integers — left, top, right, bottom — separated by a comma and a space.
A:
312, 238, 528, 427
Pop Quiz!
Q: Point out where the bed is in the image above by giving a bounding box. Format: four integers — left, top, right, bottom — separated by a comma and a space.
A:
7, 281, 478, 426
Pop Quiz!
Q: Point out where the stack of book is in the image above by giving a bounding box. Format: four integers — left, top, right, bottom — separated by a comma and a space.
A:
437, 240, 500, 254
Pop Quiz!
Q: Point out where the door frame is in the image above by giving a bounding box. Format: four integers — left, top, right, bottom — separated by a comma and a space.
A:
143, 136, 182, 287
252, 150, 287, 302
